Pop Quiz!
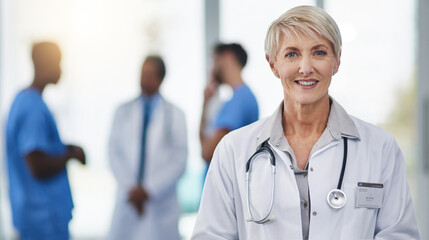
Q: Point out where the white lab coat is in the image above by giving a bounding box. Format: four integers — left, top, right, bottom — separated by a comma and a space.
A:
192, 108, 419, 239
108, 96, 187, 240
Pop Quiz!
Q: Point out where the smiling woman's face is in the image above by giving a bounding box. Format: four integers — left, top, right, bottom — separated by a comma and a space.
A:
270, 32, 340, 107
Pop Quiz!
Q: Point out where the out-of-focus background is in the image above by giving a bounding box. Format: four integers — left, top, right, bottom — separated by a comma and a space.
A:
1, 0, 428, 239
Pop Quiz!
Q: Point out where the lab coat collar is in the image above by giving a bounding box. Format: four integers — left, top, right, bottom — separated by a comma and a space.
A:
328, 97, 361, 140
256, 97, 361, 147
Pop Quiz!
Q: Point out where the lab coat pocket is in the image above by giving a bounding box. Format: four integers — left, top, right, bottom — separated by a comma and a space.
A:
342, 183, 378, 239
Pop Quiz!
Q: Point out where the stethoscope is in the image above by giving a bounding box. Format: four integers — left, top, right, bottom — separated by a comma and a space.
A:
245, 137, 348, 224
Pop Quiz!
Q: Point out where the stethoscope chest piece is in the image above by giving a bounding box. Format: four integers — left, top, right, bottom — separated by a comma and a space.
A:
327, 189, 347, 209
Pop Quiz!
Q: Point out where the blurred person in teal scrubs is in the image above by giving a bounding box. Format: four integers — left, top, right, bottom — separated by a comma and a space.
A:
5, 41, 86, 240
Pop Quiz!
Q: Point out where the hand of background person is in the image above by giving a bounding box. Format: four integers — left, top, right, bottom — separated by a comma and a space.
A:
67, 145, 86, 165
128, 185, 149, 216
204, 76, 219, 104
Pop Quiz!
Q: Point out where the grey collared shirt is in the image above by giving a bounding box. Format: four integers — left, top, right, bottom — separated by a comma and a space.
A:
257, 97, 360, 240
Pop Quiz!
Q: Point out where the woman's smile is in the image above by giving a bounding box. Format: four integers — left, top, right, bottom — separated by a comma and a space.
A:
295, 79, 319, 88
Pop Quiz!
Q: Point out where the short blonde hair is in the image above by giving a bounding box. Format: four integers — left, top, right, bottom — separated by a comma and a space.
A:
265, 5, 342, 60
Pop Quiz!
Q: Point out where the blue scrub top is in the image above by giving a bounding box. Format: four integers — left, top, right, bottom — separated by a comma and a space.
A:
214, 84, 259, 131
202, 84, 259, 188
6, 88, 73, 233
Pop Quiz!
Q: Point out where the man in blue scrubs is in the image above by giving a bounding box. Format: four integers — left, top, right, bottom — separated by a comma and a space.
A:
199, 43, 259, 176
5, 42, 86, 240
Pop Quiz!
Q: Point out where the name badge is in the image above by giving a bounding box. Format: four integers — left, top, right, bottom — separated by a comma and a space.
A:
355, 182, 383, 208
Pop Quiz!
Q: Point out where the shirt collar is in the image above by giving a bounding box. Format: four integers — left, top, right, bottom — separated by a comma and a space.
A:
141, 92, 160, 100
256, 97, 360, 147
141, 92, 161, 105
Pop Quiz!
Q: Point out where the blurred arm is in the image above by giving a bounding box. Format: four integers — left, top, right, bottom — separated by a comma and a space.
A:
199, 79, 229, 163
200, 128, 229, 163
25, 145, 85, 179
18, 105, 85, 179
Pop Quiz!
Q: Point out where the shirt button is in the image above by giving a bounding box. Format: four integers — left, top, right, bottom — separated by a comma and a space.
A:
310, 167, 314, 172
303, 203, 308, 208
312, 211, 317, 216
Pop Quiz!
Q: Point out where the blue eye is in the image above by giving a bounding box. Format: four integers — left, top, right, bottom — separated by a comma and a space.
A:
285, 52, 296, 58
315, 51, 326, 56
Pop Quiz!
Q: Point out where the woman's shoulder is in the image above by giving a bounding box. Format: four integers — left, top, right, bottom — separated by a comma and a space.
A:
350, 116, 396, 143
221, 117, 270, 147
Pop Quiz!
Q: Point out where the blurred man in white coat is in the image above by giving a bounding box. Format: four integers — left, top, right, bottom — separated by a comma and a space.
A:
108, 55, 188, 240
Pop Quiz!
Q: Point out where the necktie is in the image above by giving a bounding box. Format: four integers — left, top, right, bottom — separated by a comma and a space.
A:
138, 99, 151, 183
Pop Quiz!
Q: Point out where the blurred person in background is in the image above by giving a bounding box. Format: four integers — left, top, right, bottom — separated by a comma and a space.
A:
199, 43, 259, 181
108, 55, 188, 240
192, 6, 419, 239
5, 41, 86, 240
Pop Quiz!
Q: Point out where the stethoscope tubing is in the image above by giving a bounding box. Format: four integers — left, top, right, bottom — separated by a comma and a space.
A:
337, 137, 348, 190
246, 141, 276, 224
246, 137, 349, 224
246, 165, 276, 224
327, 137, 348, 209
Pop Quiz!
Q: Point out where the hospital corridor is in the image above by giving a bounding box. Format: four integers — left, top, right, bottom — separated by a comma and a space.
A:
1, 0, 429, 239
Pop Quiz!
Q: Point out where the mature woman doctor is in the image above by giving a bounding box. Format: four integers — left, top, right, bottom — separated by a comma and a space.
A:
192, 5, 420, 240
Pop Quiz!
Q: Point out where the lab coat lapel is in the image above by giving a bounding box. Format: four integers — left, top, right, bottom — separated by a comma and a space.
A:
130, 98, 144, 180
